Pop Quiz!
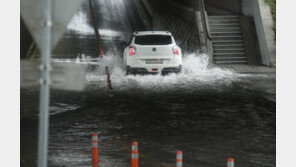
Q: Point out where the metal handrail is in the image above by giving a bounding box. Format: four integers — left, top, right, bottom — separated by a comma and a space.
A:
201, 0, 213, 41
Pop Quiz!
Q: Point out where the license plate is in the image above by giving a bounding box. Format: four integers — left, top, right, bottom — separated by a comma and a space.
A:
146, 59, 163, 64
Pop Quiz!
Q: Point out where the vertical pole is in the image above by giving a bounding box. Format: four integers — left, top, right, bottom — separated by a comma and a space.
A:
88, 0, 105, 59
37, 0, 52, 166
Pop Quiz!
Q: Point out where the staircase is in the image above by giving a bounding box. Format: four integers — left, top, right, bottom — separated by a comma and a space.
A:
208, 15, 247, 64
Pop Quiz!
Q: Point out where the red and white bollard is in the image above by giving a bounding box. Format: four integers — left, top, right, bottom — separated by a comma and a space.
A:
131, 141, 139, 167
227, 157, 234, 167
108, 87, 114, 101
92, 133, 100, 163
176, 150, 182, 167
99, 45, 105, 59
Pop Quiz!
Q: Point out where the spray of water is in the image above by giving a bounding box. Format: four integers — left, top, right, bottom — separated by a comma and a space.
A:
85, 53, 240, 94
67, 5, 126, 41
52, 52, 268, 94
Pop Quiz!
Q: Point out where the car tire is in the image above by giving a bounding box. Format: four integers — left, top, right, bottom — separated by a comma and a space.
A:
126, 66, 131, 75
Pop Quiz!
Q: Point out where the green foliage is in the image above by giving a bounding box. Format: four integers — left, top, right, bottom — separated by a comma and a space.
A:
265, 0, 276, 41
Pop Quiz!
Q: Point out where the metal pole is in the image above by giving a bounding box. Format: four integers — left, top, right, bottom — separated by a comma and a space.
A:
88, 0, 105, 59
37, 0, 52, 166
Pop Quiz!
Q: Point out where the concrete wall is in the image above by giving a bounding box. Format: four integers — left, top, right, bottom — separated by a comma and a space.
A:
205, 0, 241, 15
242, 0, 276, 67
153, 12, 199, 53
21, 17, 34, 59
137, 0, 200, 53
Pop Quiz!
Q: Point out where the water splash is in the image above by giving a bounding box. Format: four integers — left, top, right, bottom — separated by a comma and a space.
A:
67, 6, 125, 39
86, 53, 239, 94
67, 10, 94, 35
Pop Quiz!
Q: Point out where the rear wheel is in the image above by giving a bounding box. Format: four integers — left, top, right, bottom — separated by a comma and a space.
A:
126, 66, 131, 75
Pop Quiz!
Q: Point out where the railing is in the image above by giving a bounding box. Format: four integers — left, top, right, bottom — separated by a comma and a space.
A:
201, 0, 213, 41
200, 0, 214, 57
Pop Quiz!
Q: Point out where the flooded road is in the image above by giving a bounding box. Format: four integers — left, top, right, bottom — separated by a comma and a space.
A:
21, 0, 276, 166
21, 84, 276, 167
21, 54, 276, 167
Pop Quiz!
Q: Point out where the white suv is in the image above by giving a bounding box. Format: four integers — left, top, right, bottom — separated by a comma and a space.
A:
123, 31, 182, 75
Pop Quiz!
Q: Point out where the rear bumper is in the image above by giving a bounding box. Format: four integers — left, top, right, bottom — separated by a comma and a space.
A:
126, 56, 182, 71
127, 65, 182, 75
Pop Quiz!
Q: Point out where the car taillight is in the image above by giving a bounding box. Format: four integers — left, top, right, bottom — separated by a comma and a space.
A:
129, 46, 136, 56
172, 46, 179, 55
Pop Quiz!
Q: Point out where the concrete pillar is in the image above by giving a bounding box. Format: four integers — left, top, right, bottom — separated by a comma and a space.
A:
242, 0, 276, 67
195, 11, 207, 53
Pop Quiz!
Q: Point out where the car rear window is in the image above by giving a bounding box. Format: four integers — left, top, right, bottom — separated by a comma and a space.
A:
134, 35, 172, 45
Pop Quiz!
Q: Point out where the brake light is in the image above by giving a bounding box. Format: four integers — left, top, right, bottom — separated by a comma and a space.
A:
172, 46, 179, 55
129, 46, 136, 56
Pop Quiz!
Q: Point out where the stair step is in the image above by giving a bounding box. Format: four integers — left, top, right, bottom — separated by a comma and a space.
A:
212, 40, 244, 45
214, 48, 245, 51
212, 36, 242, 40
211, 31, 241, 34
210, 27, 241, 32
210, 23, 240, 26
209, 20, 239, 24
215, 60, 247, 64
211, 32, 242, 37
208, 15, 239, 20
208, 18, 239, 21
214, 56, 247, 60
214, 48, 245, 53
213, 44, 245, 49
214, 52, 246, 56
213, 35, 242, 38
210, 25, 240, 29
